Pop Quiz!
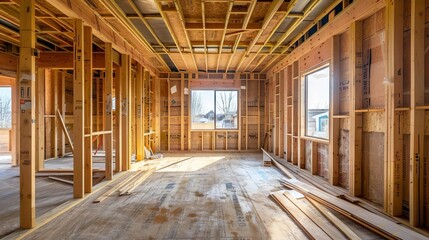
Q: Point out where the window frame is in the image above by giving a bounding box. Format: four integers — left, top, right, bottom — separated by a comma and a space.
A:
190, 89, 239, 130
303, 65, 330, 140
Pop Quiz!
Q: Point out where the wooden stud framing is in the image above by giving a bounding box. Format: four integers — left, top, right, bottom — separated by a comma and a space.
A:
73, 19, 85, 198
120, 54, 131, 171
83, 25, 93, 193
35, 68, 46, 171
114, 64, 122, 172
58, 71, 66, 157
19, 0, 36, 228
136, 64, 143, 160
329, 35, 340, 185
53, 70, 59, 159
385, 0, 404, 216
409, 0, 425, 227
349, 21, 363, 197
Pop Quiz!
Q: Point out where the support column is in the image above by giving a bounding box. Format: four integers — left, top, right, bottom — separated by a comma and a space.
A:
104, 43, 113, 179
136, 64, 143, 160
73, 19, 85, 198
84, 25, 93, 193
409, 0, 425, 227
19, 0, 36, 228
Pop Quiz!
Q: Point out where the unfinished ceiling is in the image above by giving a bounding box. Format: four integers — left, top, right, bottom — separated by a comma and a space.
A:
0, 0, 344, 73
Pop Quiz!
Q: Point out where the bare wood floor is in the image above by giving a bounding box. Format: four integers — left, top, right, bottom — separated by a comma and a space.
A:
2, 153, 382, 239
21, 153, 309, 239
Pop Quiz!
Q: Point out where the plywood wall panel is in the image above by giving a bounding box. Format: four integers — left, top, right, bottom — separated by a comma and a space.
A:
362, 132, 385, 205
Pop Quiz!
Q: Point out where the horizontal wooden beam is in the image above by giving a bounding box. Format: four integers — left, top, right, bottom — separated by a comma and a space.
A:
36, 52, 119, 69
45, 0, 161, 76
186, 22, 262, 30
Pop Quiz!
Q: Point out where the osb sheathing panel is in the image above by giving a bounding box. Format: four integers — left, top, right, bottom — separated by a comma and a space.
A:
241, 31, 257, 42
207, 54, 219, 70
257, 13, 284, 45
194, 54, 206, 71
299, 38, 332, 73
254, 55, 275, 72
425, 136, 429, 227
215, 133, 226, 150
229, 51, 246, 71
362, 132, 385, 205
187, 30, 204, 42
239, 53, 258, 71
206, 30, 224, 42
362, 111, 385, 132
362, 9, 385, 108
164, 11, 189, 47
180, 0, 202, 19
203, 132, 213, 150
191, 132, 202, 150
403, 134, 410, 209
168, 53, 188, 71
182, 54, 198, 71
251, 2, 271, 23
217, 54, 230, 70
317, 143, 329, 179
224, 33, 237, 44
205, 2, 229, 19
246, 54, 264, 71
403, 30, 411, 107
339, 129, 350, 189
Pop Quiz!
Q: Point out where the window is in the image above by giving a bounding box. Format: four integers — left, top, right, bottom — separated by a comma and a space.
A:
305, 67, 330, 139
191, 90, 238, 130
0, 87, 12, 128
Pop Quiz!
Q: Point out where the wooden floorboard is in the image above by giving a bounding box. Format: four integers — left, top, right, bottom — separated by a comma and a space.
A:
17, 153, 309, 239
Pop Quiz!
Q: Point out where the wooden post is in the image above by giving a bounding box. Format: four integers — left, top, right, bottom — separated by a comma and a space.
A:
53, 70, 59, 158
385, 0, 404, 216
153, 75, 161, 151
19, 0, 36, 228
409, 0, 425, 227
73, 19, 85, 198
136, 64, 143, 160
58, 71, 66, 157
180, 73, 185, 150
114, 63, 122, 172
104, 43, 114, 179
83, 25, 93, 193
329, 35, 340, 185
279, 70, 285, 158
120, 54, 131, 171
35, 69, 45, 171
349, 21, 363, 197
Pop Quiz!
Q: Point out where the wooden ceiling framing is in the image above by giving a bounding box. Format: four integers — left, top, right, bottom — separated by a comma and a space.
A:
0, 0, 344, 73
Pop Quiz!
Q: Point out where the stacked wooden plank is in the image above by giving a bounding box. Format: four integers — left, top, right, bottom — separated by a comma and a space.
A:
93, 167, 155, 203
280, 178, 429, 240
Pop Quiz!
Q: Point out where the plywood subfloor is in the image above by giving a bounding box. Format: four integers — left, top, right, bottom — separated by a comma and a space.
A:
22, 153, 308, 239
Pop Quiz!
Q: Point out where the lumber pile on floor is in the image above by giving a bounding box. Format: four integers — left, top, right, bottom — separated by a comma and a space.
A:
264, 149, 429, 240
93, 167, 155, 203
279, 179, 428, 240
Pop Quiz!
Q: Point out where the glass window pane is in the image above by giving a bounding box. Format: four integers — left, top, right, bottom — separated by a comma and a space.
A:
306, 67, 329, 139
191, 90, 215, 129
0, 87, 12, 128
216, 90, 238, 129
